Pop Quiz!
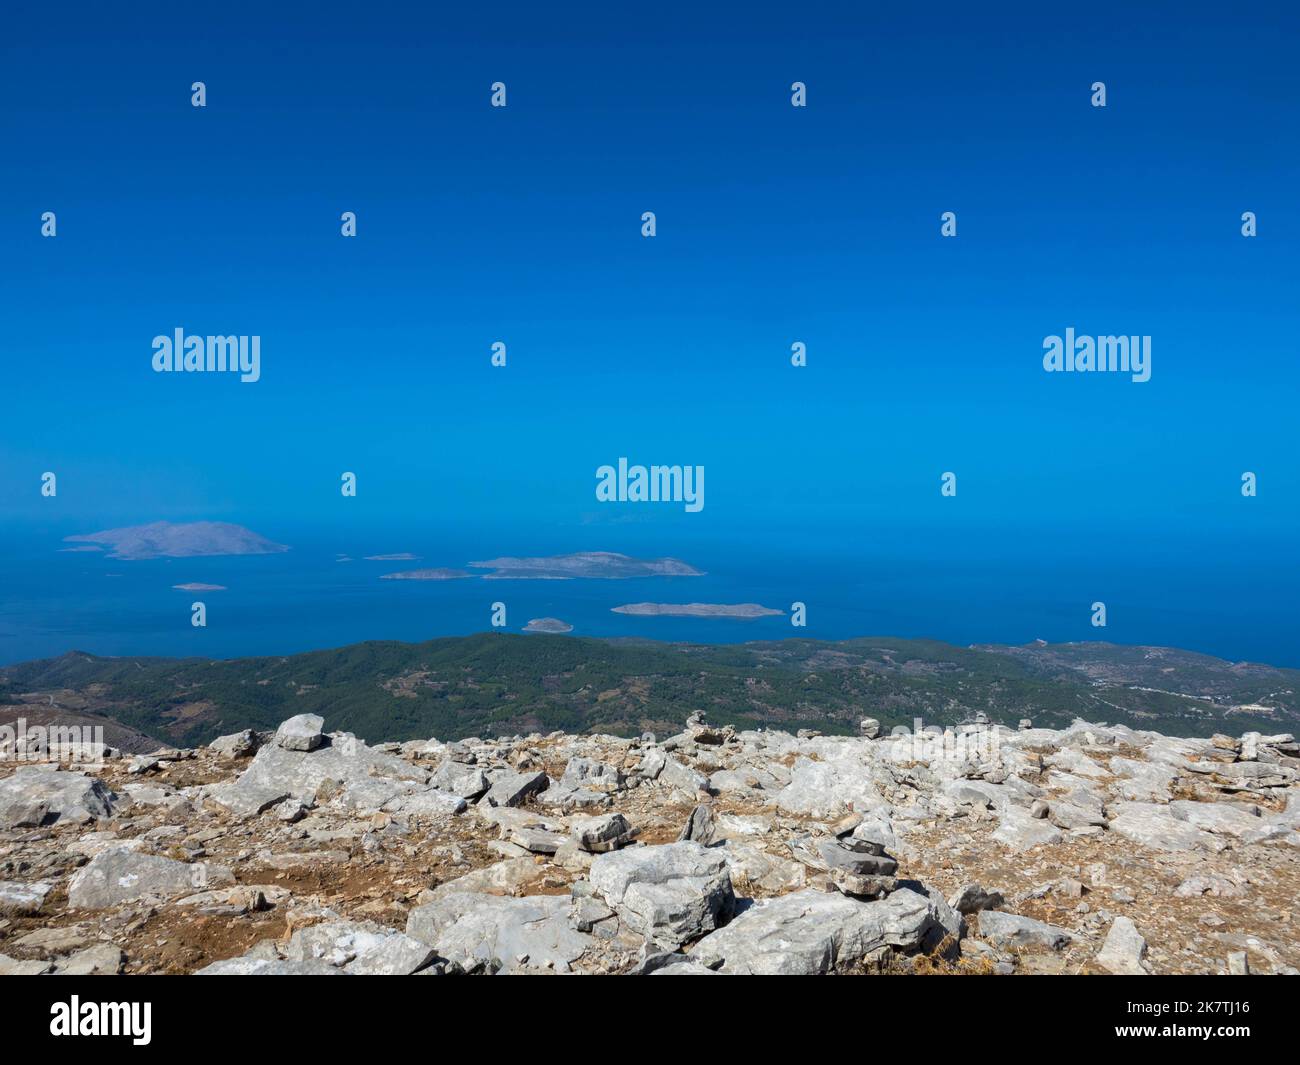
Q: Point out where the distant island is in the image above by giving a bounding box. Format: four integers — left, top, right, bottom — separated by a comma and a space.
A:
522, 617, 574, 633
64, 521, 288, 560
470, 552, 704, 580
612, 602, 784, 619
365, 553, 420, 561
379, 568, 473, 581
172, 583, 227, 592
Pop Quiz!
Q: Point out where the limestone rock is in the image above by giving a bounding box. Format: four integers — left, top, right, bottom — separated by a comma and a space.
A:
948, 883, 1005, 915
0, 880, 53, 916
54, 943, 125, 975
1109, 802, 1225, 853
208, 729, 259, 758
978, 910, 1074, 951
481, 769, 549, 808
0, 765, 117, 828
406, 892, 592, 973
589, 841, 734, 948
691, 887, 938, 974
676, 805, 718, 845
430, 760, 490, 800
275, 713, 325, 752
283, 919, 437, 975
68, 847, 234, 910
572, 812, 635, 852
1095, 916, 1148, 975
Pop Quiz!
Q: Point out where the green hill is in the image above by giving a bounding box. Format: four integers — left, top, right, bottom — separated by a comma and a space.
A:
1, 633, 1295, 748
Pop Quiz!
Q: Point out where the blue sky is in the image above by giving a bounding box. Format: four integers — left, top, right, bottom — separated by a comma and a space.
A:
2, 1, 1297, 554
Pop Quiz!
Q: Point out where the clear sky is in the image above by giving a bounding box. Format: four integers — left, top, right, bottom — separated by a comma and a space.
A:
2, 1, 1296, 557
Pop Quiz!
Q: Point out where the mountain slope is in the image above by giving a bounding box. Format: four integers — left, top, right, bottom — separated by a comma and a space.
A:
1, 634, 1295, 748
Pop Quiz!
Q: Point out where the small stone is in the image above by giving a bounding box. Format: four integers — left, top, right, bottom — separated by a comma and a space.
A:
510, 827, 567, 855
1095, 916, 1148, 975
275, 798, 311, 822
948, 883, 1005, 915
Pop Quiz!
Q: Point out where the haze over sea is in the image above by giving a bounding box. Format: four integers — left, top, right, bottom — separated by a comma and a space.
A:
1, 516, 1295, 669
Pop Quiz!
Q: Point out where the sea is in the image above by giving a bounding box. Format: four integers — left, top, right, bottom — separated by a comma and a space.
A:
1, 521, 1296, 669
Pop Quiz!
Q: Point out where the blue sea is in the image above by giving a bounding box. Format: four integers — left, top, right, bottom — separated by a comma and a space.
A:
0, 519, 1296, 669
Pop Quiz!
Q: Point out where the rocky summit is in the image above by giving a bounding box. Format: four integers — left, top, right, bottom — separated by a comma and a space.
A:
0, 712, 1297, 976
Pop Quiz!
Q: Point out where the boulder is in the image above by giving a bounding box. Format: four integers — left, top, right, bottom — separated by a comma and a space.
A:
275, 713, 324, 752
1109, 757, 1176, 802
0, 954, 54, 976
430, 760, 490, 800
406, 892, 592, 973
208, 728, 259, 758
978, 910, 1073, 951
68, 847, 234, 910
588, 841, 734, 948
217, 731, 444, 818
0, 765, 116, 828
430, 857, 549, 898
716, 840, 807, 894
206, 780, 290, 818
691, 887, 938, 974
774, 750, 886, 819
560, 757, 623, 792
481, 770, 549, 808
571, 812, 635, 852
676, 805, 718, 845
283, 920, 437, 975
509, 827, 567, 855
659, 758, 709, 796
